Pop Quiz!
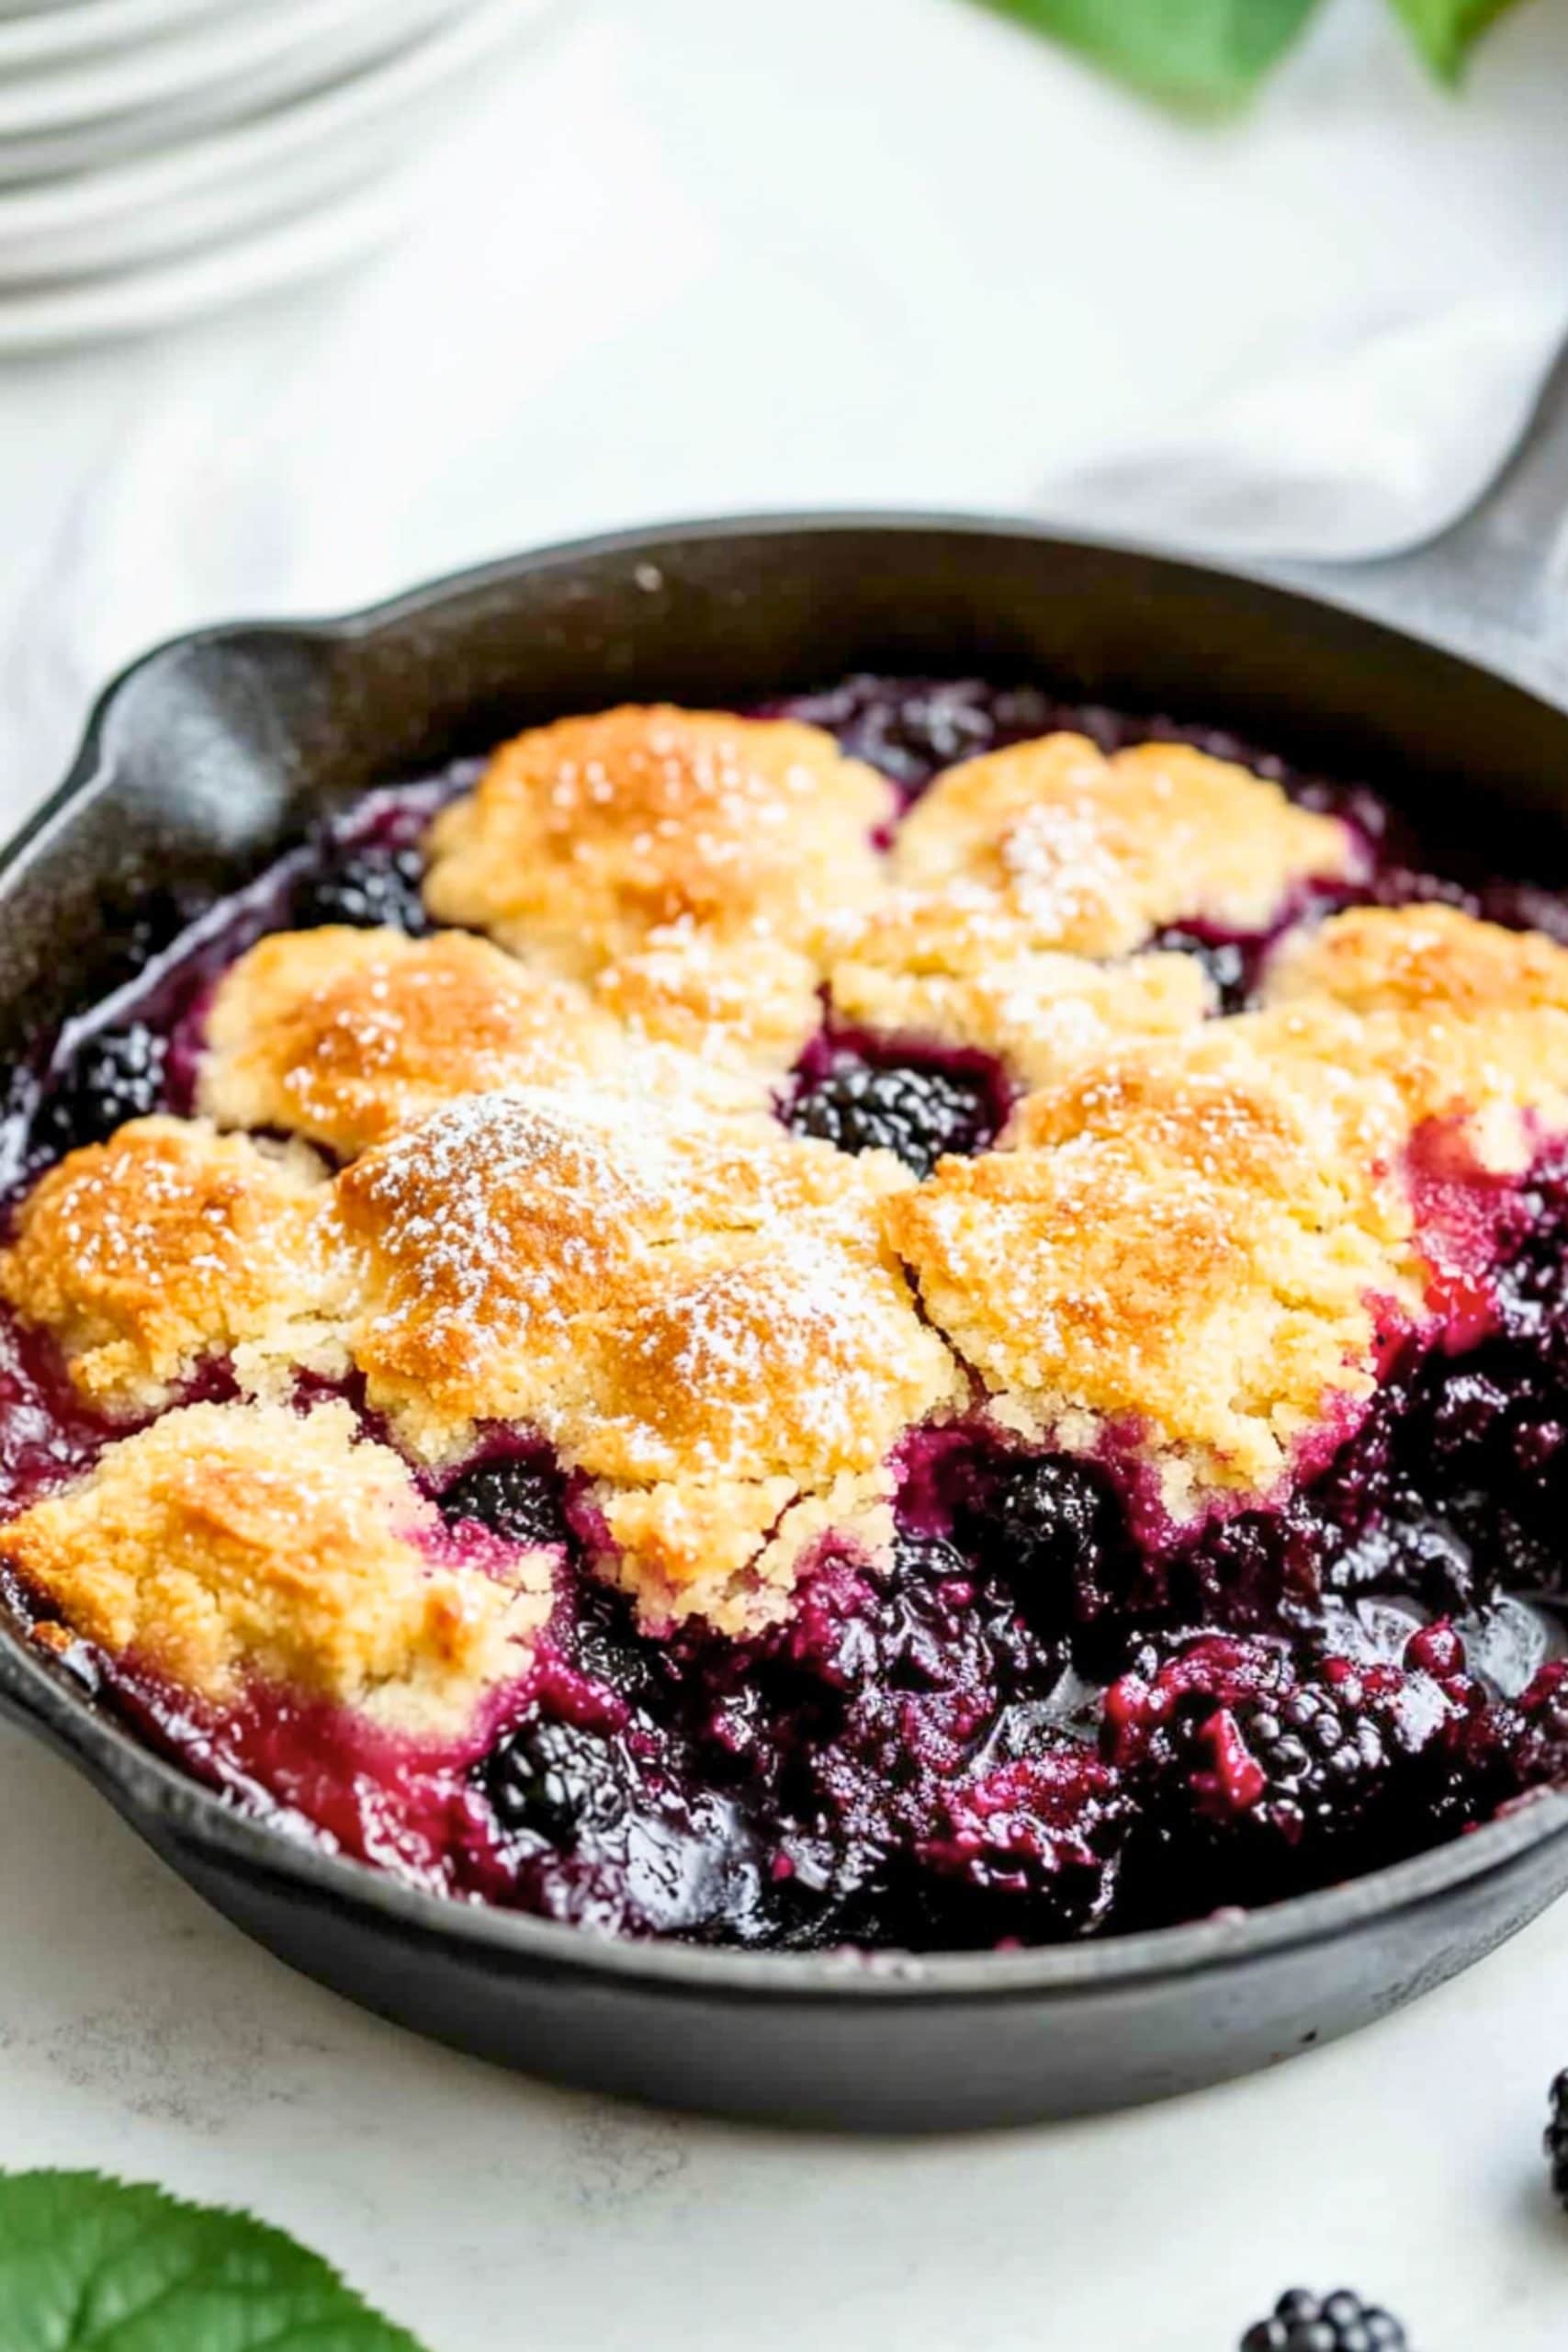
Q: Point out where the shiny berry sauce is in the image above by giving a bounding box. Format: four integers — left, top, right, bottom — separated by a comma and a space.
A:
4, 681, 1568, 1952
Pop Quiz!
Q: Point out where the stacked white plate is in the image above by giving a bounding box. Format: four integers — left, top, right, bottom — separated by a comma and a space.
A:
0, 0, 560, 349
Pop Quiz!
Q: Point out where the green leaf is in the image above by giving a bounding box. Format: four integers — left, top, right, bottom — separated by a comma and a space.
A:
976, 0, 1325, 108
1385, 0, 1525, 80
0, 2172, 429, 2352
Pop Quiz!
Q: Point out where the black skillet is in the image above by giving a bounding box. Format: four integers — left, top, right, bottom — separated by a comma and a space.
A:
4, 361, 1568, 2133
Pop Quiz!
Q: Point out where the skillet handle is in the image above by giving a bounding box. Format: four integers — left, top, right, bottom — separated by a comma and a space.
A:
1273, 341, 1568, 703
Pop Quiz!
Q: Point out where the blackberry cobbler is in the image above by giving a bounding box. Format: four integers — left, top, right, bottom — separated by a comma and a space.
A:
5, 679, 1568, 1951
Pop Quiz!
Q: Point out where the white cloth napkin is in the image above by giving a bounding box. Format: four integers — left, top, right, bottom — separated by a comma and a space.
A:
7, 0, 1568, 802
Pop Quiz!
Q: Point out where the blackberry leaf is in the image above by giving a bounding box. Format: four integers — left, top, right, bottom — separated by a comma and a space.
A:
0, 2171, 425, 2351
978, 0, 1323, 109
1386, 0, 1519, 79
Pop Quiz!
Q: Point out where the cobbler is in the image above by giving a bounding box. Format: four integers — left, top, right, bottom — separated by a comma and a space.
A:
4, 676, 1568, 1952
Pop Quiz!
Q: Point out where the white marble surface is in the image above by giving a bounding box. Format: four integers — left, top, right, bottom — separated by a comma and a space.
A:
4, 3, 1568, 2345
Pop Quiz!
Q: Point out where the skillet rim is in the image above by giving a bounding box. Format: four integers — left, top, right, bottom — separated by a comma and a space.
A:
5, 503, 1568, 2005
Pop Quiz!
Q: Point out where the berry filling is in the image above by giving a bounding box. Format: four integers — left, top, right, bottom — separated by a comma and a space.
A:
4, 679, 1568, 1956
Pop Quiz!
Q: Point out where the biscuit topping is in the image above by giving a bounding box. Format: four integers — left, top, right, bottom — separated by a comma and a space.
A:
845, 735, 1357, 972
893, 1016, 1417, 1514
335, 1087, 960, 1624
423, 706, 894, 1069
0, 1398, 548, 1727
0, 1118, 347, 1413
200, 926, 633, 1155
8, 714, 1568, 1674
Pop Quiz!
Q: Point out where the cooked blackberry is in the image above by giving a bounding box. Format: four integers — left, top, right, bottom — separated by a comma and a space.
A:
1183, 1493, 1332, 1626
1241, 2289, 1406, 2352
786, 1057, 994, 1176
486, 1717, 619, 1843
290, 842, 429, 933
36, 1022, 168, 1153
729, 1535, 1120, 1939
483, 1698, 785, 1944
570, 1575, 669, 1716
1328, 1507, 1482, 1618
964, 1453, 1125, 1623
1102, 1631, 1283, 1784
1235, 1681, 1389, 1826
1547, 2069, 1568, 2210
1512, 1664, 1568, 1788
438, 1456, 567, 1547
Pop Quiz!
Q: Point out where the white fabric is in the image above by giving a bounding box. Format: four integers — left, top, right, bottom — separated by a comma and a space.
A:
6, 0, 1568, 798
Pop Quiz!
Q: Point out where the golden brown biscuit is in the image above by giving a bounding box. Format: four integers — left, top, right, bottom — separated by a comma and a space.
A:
422, 706, 894, 1069
200, 927, 633, 1156
0, 1118, 349, 1413
1265, 900, 1568, 1021
558, 1204, 961, 1628
829, 946, 1213, 1090
334, 1087, 962, 1625
892, 1019, 1420, 1517
591, 927, 825, 1074
1264, 904, 1568, 1172
0, 1398, 549, 1729
842, 735, 1356, 977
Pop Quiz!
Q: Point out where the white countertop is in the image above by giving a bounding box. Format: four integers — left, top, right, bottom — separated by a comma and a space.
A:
4, 5, 1568, 2346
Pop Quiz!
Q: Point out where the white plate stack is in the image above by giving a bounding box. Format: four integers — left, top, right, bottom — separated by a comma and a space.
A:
0, 0, 560, 350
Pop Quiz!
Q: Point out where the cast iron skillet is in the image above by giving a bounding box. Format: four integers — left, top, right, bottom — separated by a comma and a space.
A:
5, 366, 1568, 2134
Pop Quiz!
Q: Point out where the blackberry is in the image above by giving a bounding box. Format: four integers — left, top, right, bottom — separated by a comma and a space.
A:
290, 842, 429, 933
967, 1453, 1122, 1620
1236, 1681, 1388, 1823
1546, 2069, 1568, 2209
439, 1456, 566, 1547
779, 1534, 1042, 1768
1513, 1665, 1568, 1787
786, 1057, 994, 1176
1103, 1635, 1474, 1894
37, 1022, 168, 1152
486, 1717, 619, 1843
570, 1575, 668, 1714
1185, 1492, 1329, 1624
1327, 1509, 1481, 1618
743, 1535, 1120, 1937
1241, 2287, 1406, 2352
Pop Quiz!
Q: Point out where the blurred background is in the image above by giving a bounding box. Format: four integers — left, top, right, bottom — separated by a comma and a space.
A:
1, 0, 1567, 817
